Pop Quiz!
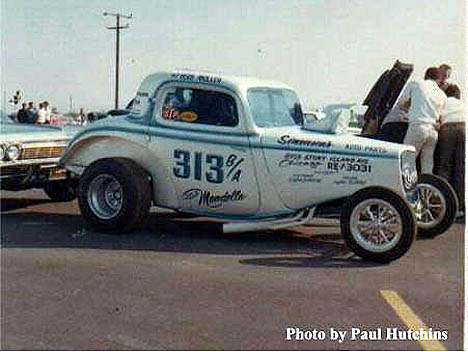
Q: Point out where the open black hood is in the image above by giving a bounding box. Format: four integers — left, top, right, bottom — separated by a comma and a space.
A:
362, 60, 413, 130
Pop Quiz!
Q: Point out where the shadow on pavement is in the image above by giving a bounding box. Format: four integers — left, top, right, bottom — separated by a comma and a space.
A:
0, 202, 387, 267
1, 197, 51, 212
239, 256, 382, 268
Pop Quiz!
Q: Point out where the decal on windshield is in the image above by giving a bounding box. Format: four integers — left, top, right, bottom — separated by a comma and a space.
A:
179, 111, 198, 122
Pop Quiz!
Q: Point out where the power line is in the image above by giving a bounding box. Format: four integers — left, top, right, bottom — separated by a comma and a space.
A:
104, 11, 132, 109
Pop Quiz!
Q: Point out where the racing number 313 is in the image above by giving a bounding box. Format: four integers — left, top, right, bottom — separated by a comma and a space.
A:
173, 149, 223, 183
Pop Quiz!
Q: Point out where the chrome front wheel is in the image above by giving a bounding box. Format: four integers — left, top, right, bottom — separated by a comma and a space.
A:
412, 183, 446, 229
341, 187, 416, 263
350, 199, 403, 253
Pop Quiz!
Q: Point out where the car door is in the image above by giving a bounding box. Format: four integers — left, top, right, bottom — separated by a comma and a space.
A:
148, 82, 260, 216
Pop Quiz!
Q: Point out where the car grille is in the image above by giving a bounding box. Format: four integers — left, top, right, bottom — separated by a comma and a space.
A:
0, 165, 30, 176
21, 146, 65, 160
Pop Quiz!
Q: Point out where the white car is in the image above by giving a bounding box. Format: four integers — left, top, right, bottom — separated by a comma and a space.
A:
60, 71, 456, 263
0, 113, 77, 201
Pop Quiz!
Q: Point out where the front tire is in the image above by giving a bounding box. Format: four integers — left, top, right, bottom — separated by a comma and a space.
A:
411, 174, 458, 238
341, 187, 416, 263
78, 158, 152, 233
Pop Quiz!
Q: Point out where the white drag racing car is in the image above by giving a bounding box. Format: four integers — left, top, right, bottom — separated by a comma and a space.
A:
60, 71, 456, 262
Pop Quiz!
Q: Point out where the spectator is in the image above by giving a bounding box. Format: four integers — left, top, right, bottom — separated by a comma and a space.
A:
374, 102, 409, 143
434, 84, 465, 214
438, 64, 451, 93
17, 103, 28, 123
87, 112, 96, 123
26, 102, 38, 124
43, 101, 51, 124
78, 108, 87, 125
37, 102, 47, 124
401, 67, 446, 174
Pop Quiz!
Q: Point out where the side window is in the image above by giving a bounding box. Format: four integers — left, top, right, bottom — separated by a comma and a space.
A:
161, 87, 239, 127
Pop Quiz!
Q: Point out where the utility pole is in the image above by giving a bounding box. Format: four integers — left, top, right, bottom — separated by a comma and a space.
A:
104, 11, 132, 109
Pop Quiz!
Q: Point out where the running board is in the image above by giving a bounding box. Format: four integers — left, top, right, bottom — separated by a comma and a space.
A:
223, 207, 316, 234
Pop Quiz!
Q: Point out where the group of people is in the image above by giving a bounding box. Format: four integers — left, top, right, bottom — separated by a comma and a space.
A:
377, 64, 465, 215
16, 101, 52, 124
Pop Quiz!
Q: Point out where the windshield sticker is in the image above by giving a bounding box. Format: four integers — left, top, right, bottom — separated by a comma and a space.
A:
162, 107, 179, 120
179, 111, 198, 122
182, 188, 245, 208
277, 135, 332, 148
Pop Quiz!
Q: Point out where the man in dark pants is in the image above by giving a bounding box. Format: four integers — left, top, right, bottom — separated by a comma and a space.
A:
25, 101, 38, 124
16, 103, 28, 123
434, 84, 465, 215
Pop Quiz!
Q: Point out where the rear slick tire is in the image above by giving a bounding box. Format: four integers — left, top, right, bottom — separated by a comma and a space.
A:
78, 158, 151, 233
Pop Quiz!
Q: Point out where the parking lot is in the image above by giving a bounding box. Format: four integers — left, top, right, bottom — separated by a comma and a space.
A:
1, 189, 464, 350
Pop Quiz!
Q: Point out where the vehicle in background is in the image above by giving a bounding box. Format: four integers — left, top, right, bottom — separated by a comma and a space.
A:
0, 112, 77, 201
359, 60, 458, 236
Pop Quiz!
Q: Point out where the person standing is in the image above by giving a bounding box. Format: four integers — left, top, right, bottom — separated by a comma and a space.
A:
434, 84, 465, 214
37, 102, 46, 124
401, 67, 447, 174
16, 103, 28, 123
26, 102, 38, 124
438, 64, 451, 94
43, 101, 51, 124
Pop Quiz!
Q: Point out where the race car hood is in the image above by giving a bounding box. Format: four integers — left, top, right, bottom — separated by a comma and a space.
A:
0, 123, 70, 143
362, 60, 413, 129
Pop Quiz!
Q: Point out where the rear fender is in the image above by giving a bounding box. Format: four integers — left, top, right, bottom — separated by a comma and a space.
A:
60, 135, 179, 208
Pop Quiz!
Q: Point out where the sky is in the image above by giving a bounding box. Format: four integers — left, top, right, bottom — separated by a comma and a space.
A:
1, 0, 466, 113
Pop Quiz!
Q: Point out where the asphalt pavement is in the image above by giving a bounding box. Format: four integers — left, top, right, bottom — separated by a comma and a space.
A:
1, 189, 465, 350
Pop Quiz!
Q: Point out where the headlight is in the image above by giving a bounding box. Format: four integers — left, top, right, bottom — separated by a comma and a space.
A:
400, 151, 417, 191
6, 144, 21, 161
0, 145, 5, 160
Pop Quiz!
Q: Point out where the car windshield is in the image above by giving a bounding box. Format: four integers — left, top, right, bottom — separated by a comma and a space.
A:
248, 88, 303, 127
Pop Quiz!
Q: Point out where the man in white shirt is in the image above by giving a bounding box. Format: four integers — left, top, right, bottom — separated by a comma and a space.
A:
400, 67, 447, 174
43, 101, 51, 124
37, 102, 47, 124
434, 84, 465, 213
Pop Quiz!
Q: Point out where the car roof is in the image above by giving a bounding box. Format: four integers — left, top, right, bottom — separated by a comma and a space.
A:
137, 70, 295, 97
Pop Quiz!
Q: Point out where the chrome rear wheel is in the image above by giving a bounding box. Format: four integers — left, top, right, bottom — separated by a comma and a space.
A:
87, 174, 123, 219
